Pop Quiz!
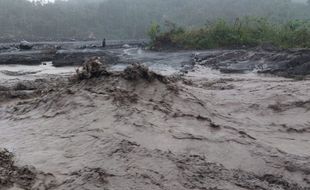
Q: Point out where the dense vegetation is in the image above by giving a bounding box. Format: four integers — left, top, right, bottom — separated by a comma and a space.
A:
0, 0, 310, 42
148, 18, 310, 49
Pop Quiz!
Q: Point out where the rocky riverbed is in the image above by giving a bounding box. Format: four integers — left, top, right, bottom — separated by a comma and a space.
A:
0, 44, 309, 190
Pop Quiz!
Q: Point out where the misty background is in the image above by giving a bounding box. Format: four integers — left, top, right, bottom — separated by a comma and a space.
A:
0, 0, 309, 42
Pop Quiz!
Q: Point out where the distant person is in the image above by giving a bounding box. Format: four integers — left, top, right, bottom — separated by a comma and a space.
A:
102, 38, 106, 48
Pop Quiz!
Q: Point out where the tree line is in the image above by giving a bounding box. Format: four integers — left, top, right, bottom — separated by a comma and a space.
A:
0, 0, 309, 42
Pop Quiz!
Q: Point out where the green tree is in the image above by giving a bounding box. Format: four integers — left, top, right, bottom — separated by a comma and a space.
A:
147, 22, 160, 41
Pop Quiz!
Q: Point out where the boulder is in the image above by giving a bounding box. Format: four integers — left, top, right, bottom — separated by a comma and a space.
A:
19, 40, 33, 50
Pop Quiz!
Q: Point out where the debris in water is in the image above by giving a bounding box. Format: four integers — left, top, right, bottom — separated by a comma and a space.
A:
75, 57, 110, 80
0, 148, 56, 190
122, 63, 168, 83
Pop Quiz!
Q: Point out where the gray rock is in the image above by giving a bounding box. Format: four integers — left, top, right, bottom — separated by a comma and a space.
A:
19, 40, 33, 50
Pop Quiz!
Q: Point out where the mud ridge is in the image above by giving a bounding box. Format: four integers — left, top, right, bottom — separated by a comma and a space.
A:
4, 62, 177, 120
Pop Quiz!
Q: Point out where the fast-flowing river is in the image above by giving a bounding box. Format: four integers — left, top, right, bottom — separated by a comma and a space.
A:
0, 47, 195, 81
0, 45, 309, 190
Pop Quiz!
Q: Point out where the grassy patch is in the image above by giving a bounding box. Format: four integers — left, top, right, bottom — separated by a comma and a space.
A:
148, 17, 310, 50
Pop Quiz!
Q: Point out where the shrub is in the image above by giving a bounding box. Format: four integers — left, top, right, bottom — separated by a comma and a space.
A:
148, 17, 310, 50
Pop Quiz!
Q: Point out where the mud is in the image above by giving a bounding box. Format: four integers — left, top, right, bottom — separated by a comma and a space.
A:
0, 77, 67, 103
0, 52, 310, 189
3, 45, 310, 78
194, 48, 310, 77
0, 148, 56, 190
0, 49, 119, 68
0, 40, 147, 52
74, 57, 110, 80
0, 51, 55, 65
122, 63, 172, 83
0, 40, 145, 67
52, 50, 119, 67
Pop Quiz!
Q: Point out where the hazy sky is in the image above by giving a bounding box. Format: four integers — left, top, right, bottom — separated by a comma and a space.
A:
29, 0, 307, 3
30, 0, 55, 3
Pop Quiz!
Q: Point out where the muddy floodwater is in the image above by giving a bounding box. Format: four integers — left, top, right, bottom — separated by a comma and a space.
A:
0, 46, 310, 190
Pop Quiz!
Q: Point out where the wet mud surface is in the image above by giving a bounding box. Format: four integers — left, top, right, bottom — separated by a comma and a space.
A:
0, 46, 310, 190
0, 148, 56, 190
194, 48, 310, 77
0, 40, 145, 67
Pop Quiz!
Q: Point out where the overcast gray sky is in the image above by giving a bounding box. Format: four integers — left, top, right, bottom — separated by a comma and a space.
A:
30, 0, 307, 3
30, 0, 55, 3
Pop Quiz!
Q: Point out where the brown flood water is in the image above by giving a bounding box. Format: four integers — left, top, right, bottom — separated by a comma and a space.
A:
0, 49, 309, 190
